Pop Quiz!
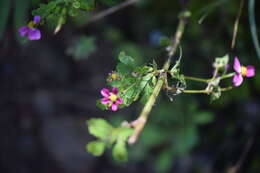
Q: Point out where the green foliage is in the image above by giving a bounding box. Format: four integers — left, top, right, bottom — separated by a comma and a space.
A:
67, 36, 96, 60
86, 118, 134, 162
106, 51, 158, 107
87, 140, 106, 156
32, 0, 96, 31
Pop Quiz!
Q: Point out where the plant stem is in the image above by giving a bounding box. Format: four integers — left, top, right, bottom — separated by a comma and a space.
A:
182, 86, 234, 94
184, 76, 210, 83
220, 72, 235, 80
128, 14, 188, 144
183, 89, 209, 94
221, 86, 234, 91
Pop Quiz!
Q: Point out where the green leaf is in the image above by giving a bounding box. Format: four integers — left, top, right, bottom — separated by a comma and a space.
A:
0, 0, 11, 41
67, 36, 96, 60
118, 51, 135, 67
116, 63, 132, 75
87, 118, 114, 140
87, 140, 106, 156
116, 127, 134, 142
112, 141, 128, 162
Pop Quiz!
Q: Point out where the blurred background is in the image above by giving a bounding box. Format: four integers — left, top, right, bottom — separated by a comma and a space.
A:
1, 0, 260, 172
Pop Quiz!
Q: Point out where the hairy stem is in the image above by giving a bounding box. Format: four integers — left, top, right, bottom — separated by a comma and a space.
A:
128, 14, 188, 144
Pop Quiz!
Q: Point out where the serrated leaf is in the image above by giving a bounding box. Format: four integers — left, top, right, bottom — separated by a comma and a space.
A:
87, 140, 106, 156
87, 118, 114, 140
112, 141, 128, 162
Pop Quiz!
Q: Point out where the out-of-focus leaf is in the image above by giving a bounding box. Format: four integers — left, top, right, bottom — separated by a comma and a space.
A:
118, 51, 135, 67
155, 150, 174, 173
194, 112, 214, 124
86, 140, 106, 156
0, 0, 11, 41
67, 36, 96, 60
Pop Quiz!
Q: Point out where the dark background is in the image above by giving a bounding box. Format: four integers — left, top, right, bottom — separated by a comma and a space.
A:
1, 0, 260, 172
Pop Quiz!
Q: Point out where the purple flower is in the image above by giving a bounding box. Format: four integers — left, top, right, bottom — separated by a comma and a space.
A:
18, 16, 41, 40
100, 88, 123, 111
233, 57, 255, 87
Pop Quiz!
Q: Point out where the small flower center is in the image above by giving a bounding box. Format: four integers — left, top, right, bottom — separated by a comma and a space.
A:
109, 93, 117, 102
111, 73, 117, 80
28, 21, 35, 28
241, 66, 247, 76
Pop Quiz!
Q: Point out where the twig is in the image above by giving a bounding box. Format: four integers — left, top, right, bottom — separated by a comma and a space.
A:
85, 0, 138, 25
127, 13, 188, 144
228, 135, 254, 173
231, 0, 244, 50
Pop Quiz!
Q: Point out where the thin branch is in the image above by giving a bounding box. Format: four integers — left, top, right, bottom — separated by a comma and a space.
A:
231, 0, 244, 50
127, 13, 188, 145
228, 135, 254, 173
85, 0, 138, 25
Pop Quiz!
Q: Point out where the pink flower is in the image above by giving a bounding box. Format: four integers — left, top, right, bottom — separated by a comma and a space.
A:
100, 88, 123, 111
233, 57, 255, 87
18, 16, 41, 40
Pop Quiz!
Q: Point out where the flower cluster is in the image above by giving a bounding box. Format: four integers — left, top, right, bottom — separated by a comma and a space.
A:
100, 88, 123, 111
18, 16, 41, 40
233, 57, 255, 87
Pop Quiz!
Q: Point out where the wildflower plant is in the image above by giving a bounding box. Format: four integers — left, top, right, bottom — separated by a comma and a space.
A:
15, 0, 257, 164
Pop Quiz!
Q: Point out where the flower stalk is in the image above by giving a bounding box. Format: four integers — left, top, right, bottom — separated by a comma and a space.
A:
127, 13, 188, 144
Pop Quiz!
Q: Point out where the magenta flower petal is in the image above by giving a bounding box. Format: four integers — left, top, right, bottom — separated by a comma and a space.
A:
233, 73, 243, 87
112, 87, 118, 94
246, 65, 255, 77
101, 98, 111, 105
116, 98, 123, 104
19, 26, 29, 37
33, 16, 41, 24
28, 29, 41, 40
101, 88, 110, 97
233, 57, 241, 73
111, 103, 118, 111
